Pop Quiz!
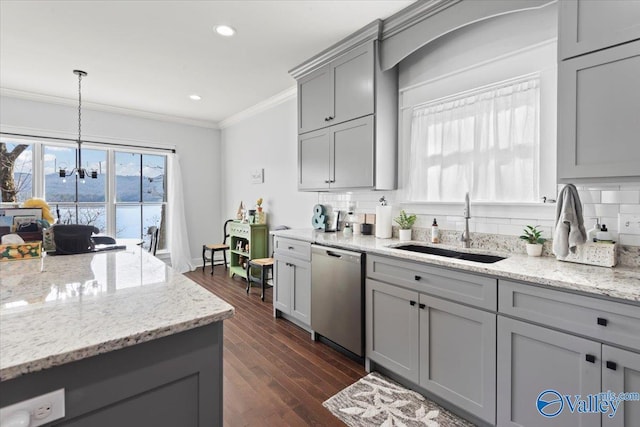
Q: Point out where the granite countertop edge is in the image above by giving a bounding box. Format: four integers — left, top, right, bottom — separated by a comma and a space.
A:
0, 307, 235, 382
271, 229, 640, 304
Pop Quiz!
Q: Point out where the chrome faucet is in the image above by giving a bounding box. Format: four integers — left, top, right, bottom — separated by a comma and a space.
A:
460, 192, 471, 248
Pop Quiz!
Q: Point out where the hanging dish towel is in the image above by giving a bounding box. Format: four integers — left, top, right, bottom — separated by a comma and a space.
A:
553, 184, 587, 258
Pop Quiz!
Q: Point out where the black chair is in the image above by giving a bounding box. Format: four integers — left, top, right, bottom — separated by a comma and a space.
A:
147, 226, 159, 256
92, 235, 116, 245
202, 219, 232, 274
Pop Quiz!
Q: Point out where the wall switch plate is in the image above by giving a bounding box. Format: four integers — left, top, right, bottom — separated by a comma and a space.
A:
0, 388, 65, 427
619, 214, 640, 235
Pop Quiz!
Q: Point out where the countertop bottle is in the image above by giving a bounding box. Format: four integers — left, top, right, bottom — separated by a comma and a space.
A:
596, 224, 612, 242
586, 218, 600, 242
431, 218, 439, 243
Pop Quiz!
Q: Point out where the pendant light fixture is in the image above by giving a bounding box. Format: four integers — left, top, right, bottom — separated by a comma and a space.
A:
59, 70, 98, 181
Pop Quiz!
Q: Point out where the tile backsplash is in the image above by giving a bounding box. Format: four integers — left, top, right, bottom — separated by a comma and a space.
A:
317, 182, 640, 252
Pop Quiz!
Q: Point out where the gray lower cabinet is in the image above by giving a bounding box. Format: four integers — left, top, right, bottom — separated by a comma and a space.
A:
558, 40, 640, 181
274, 254, 311, 327
419, 295, 496, 425
497, 316, 601, 427
602, 345, 640, 427
366, 278, 419, 381
0, 323, 223, 427
298, 115, 374, 190
498, 280, 640, 427
559, 0, 640, 60
366, 277, 496, 424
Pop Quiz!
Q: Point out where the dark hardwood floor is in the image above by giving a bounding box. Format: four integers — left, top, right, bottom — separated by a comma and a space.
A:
185, 267, 366, 426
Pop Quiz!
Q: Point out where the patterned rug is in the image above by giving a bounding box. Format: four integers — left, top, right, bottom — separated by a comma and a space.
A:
323, 372, 476, 427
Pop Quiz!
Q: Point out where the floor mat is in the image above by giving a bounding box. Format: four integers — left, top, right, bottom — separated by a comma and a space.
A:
323, 372, 476, 427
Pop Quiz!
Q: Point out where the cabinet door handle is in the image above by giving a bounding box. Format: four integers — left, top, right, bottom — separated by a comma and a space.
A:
419, 303, 426, 309
288, 246, 294, 250
409, 300, 416, 306
597, 317, 608, 327
324, 179, 330, 184
585, 354, 596, 363
328, 116, 334, 121
606, 361, 617, 371
414, 275, 421, 281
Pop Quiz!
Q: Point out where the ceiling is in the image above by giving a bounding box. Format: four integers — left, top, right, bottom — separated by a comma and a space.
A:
0, 0, 414, 128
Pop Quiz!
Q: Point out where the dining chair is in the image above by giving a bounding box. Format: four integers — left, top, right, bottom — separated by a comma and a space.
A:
147, 226, 159, 256
202, 219, 233, 274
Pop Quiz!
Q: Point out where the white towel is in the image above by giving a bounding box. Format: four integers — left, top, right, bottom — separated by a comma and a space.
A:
553, 184, 587, 258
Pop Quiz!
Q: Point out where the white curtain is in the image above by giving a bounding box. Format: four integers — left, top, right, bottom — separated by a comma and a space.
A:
168, 153, 194, 273
407, 77, 540, 202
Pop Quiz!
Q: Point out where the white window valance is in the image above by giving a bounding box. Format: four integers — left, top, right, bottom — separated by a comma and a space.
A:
407, 77, 540, 203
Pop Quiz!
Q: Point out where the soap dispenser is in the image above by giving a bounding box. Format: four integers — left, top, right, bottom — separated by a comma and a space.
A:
596, 224, 613, 242
586, 218, 600, 242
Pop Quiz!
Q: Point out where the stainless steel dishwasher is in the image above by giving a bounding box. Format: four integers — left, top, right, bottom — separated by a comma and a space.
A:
311, 244, 364, 357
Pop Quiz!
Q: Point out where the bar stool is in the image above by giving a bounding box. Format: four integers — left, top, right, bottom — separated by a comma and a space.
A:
202, 219, 232, 274
245, 257, 274, 301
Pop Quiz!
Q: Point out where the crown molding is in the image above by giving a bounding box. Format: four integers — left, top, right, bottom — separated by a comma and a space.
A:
382, 0, 461, 39
288, 20, 382, 79
0, 88, 219, 130
218, 86, 297, 129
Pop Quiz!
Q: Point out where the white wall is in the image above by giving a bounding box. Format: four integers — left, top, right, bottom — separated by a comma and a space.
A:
220, 97, 317, 235
0, 95, 222, 264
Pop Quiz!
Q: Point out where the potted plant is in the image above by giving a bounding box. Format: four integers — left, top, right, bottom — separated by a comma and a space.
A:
256, 197, 263, 212
520, 225, 545, 257
394, 210, 417, 241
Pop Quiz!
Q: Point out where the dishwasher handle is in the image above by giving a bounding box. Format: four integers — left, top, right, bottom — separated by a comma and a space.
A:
311, 244, 362, 264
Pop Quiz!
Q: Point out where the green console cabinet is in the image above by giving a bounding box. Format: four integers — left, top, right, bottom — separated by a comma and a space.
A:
228, 221, 268, 279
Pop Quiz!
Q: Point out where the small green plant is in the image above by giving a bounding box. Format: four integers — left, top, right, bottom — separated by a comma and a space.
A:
394, 210, 417, 230
520, 225, 545, 244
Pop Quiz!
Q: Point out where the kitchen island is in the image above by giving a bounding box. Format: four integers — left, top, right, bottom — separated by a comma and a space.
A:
0, 244, 234, 426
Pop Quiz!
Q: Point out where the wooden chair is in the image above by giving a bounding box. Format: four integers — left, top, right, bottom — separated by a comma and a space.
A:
245, 257, 274, 301
202, 219, 232, 275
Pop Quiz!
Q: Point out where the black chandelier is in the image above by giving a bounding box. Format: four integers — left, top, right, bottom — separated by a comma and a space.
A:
59, 70, 98, 181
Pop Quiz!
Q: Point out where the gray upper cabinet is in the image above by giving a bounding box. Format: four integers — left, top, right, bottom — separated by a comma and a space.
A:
557, 40, 640, 181
291, 20, 398, 191
299, 116, 374, 191
557, 1, 640, 182
298, 43, 374, 134
298, 66, 332, 134
559, 0, 640, 60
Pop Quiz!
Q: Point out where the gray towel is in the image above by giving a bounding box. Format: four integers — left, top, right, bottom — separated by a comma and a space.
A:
553, 184, 587, 258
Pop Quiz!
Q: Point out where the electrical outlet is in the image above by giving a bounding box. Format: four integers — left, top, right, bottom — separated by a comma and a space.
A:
0, 389, 65, 427
619, 214, 640, 236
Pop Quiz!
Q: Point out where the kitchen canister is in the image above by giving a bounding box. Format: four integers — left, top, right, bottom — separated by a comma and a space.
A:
375, 197, 392, 239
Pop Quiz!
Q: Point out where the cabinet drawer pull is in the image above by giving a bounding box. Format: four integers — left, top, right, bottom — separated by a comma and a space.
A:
288, 246, 295, 250
606, 361, 617, 371
597, 317, 608, 326
419, 303, 426, 309
585, 354, 596, 363
409, 300, 416, 306
414, 275, 421, 281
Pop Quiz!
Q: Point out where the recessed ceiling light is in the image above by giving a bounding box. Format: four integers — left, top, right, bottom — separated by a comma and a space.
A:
189, 94, 202, 101
214, 25, 236, 37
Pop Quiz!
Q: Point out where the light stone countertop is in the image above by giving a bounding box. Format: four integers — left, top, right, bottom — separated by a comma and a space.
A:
272, 229, 640, 304
0, 245, 234, 382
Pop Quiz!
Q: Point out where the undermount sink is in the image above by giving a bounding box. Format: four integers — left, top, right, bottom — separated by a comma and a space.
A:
393, 244, 506, 264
